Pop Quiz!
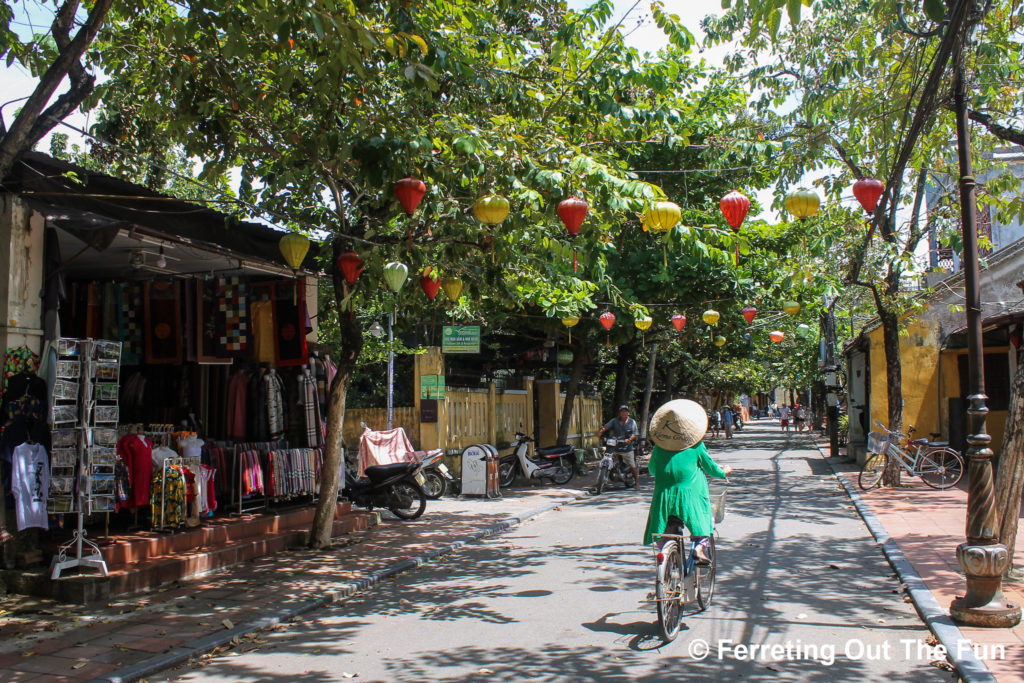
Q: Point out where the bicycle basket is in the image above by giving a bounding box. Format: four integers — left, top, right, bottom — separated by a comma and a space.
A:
709, 482, 727, 524
867, 431, 889, 455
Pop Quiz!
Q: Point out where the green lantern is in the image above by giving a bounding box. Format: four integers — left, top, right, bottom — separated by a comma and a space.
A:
557, 349, 573, 365
383, 261, 409, 293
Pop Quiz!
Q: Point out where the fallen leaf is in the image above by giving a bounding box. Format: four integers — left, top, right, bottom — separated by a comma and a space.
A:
479, 669, 494, 674
340, 673, 358, 679
72, 661, 87, 669
221, 619, 234, 630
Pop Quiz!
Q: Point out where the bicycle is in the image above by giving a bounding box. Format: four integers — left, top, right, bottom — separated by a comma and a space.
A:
651, 480, 727, 641
859, 421, 964, 491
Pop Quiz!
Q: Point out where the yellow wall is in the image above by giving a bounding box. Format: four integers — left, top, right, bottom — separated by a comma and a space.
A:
866, 315, 1009, 452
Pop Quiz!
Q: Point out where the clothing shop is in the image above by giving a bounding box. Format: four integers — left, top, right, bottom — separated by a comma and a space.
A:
0, 153, 344, 592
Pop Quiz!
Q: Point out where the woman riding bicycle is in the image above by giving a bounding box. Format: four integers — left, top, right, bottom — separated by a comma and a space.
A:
643, 399, 732, 562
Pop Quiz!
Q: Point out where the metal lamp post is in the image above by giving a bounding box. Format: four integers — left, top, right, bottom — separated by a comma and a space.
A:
948, 29, 1020, 628
369, 320, 395, 430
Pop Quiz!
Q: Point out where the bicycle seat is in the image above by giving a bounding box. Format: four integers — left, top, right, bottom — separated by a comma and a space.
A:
910, 438, 928, 446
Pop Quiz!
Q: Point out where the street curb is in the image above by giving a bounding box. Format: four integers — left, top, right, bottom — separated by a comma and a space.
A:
89, 492, 585, 683
816, 447, 994, 683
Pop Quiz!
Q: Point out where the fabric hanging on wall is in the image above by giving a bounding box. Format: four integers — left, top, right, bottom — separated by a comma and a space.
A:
196, 278, 226, 363
226, 370, 248, 441
264, 369, 286, 440
250, 292, 275, 364
214, 276, 250, 357
101, 282, 119, 341
118, 283, 144, 365
273, 281, 308, 367
144, 281, 182, 364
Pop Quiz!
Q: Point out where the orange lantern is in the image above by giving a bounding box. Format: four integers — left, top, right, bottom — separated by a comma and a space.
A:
770, 330, 785, 343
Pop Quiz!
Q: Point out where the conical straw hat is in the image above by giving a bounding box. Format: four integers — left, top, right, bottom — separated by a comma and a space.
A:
649, 399, 708, 452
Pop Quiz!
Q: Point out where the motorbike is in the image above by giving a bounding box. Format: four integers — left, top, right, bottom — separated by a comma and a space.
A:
594, 437, 636, 494
498, 432, 575, 487
343, 461, 428, 519
415, 448, 454, 500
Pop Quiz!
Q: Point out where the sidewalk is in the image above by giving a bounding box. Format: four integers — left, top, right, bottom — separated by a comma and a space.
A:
815, 438, 1024, 682
0, 479, 597, 683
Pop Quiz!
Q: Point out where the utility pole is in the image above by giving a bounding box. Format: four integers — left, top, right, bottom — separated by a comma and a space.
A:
639, 343, 658, 442
821, 302, 839, 457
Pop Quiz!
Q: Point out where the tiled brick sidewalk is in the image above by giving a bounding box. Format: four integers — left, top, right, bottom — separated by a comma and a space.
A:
822, 444, 1024, 682
0, 486, 585, 682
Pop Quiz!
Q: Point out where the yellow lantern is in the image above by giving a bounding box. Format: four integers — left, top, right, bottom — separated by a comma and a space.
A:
714, 335, 727, 347
278, 233, 310, 270
472, 194, 510, 225
441, 277, 464, 302
561, 316, 579, 343
782, 300, 801, 316
784, 188, 821, 220
634, 316, 653, 331
279, 233, 310, 303
702, 309, 720, 326
643, 201, 681, 233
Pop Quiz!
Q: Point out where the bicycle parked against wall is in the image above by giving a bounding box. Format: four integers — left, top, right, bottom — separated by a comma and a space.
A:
859, 421, 964, 491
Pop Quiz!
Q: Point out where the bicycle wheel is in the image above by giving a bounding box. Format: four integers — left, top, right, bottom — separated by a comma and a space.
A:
389, 480, 427, 520
919, 448, 964, 490
498, 459, 517, 487
595, 464, 608, 495
859, 453, 888, 490
656, 540, 684, 641
696, 537, 717, 611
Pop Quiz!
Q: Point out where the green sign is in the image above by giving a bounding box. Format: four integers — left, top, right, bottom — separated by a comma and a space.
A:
420, 374, 446, 399
442, 325, 480, 354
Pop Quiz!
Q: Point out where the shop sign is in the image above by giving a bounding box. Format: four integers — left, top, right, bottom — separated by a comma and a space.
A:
442, 326, 480, 354
420, 374, 446, 399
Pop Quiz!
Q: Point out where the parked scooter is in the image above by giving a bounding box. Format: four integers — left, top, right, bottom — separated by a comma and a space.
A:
415, 449, 454, 500
594, 437, 636, 494
343, 461, 428, 519
498, 433, 574, 487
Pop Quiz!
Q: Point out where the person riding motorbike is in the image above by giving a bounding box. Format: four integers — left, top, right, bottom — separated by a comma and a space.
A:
596, 404, 640, 490
644, 399, 733, 563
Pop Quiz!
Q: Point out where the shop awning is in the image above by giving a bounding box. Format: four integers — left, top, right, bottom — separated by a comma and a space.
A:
942, 309, 1024, 349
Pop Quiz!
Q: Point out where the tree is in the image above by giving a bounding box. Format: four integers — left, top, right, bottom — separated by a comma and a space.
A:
99, 0, 730, 546
704, 0, 1023, 484
0, 0, 118, 178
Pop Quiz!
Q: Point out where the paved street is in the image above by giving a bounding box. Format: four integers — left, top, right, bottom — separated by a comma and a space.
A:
156, 422, 946, 682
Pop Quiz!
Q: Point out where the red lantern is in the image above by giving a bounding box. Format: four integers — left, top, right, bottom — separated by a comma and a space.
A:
671, 314, 686, 331
853, 177, 884, 214
720, 190, 750, 230
599, 311, 616, 330
394, 177, 426, 215
742, 306, 757, 324
1011, 332, 1022, 349
557, 197, 588, 236
336, 251, 365, 285
420, 273, 441, 300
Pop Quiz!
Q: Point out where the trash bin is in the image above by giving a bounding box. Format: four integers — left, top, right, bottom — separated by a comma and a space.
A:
461, 444, 500, 498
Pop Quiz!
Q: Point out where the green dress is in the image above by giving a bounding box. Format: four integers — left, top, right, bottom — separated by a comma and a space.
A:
642, 442, 726, 545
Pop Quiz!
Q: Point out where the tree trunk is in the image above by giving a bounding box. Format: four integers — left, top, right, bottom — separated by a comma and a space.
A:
639, 343, 658, 441
995, 349, 1024, 576
556, 344, 586, 445
879, 308, 904, 486
612, 339, 639, 411
310, 244, 364, 548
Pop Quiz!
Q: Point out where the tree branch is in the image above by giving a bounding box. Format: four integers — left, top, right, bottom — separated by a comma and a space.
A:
965, 108, 1024, 146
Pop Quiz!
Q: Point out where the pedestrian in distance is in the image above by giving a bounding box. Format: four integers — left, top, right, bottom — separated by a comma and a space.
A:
708, 409, 721, 439
644, 399, 733, 563
794, 404, 807, 432
722, 405, 735, 439
596, 404, 640, 489
779, 404, 791, 432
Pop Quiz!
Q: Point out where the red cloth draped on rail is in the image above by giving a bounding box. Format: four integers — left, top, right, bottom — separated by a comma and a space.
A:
357, 427, 416, 477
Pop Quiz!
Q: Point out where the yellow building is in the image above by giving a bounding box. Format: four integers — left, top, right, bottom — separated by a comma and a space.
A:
844, 239, 1024, 464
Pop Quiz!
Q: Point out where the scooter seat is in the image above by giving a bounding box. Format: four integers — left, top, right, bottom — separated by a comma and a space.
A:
364, 462, 416, 483
535, 444, 574, 457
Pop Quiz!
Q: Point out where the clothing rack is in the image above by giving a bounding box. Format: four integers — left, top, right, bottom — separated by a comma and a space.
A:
232, 441, 282, 515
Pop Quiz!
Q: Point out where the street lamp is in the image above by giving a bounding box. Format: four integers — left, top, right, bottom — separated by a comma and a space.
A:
368, 320, 395, 430
944, 3, 1020, 628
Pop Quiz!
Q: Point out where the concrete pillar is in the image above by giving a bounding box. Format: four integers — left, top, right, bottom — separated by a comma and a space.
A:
486, 381, 497, 447
523, 376, 535, 456
413, 347, 444, 451
0, 195, 45, 355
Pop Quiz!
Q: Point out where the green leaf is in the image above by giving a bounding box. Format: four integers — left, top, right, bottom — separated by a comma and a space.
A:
923, 0, 947, 23
787, 0, 802, 26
